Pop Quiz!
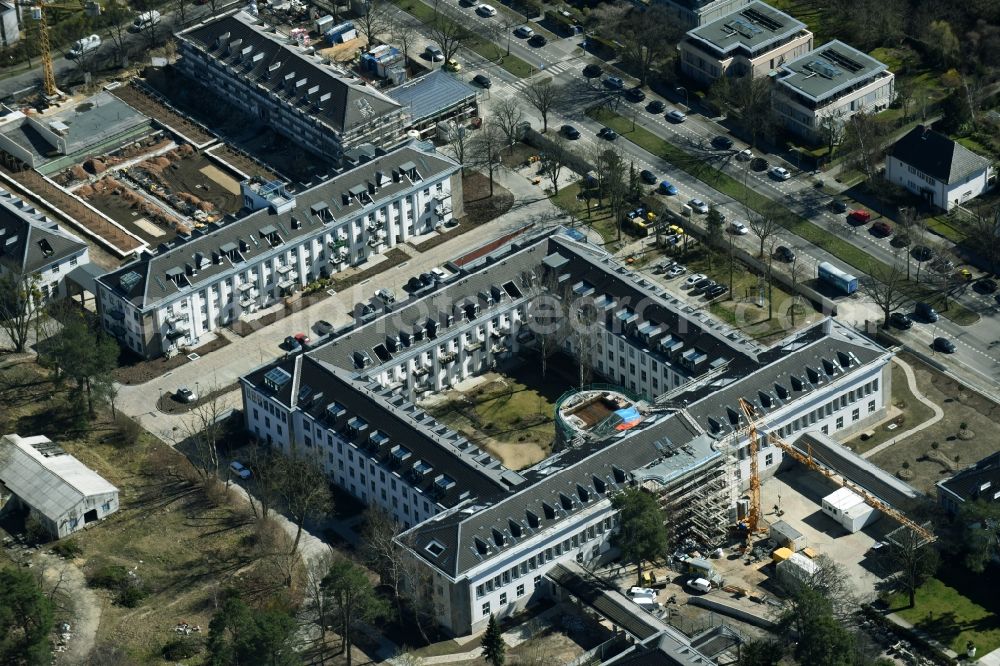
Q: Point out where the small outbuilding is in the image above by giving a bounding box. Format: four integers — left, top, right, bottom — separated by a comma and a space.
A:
0, 434, 118, 540
775, 552, 818, 585
769, 520, 805, 550
821, 487, 879, 533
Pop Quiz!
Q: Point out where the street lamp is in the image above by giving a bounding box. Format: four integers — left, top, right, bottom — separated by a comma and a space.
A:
676, 86, 689, 109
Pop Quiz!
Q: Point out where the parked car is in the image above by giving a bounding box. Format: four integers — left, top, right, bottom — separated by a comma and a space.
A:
604, 76, 625, 90
175, 387, 197, 403
829, 199, 848, 213
314, 319, 334, 335
665, 109, 687, 123
706, 284, 728, 299
658, 180, 677, 195
933, 337, 956, 353
647, 100, 665, 113
598, 127, 618, 140
955, 267, 972, 281
583, 63, 602, 78
653, 260, 675, 274
68, 34, 101, 58
513, 25, 534, 38
665, 265, 686, 278
625, 87, 646, 102
473, 73, 492, 87
691, 278, 715, 295
684, 273, 707, 287
476, 4, 497, 16
131, 10, 161, 31
561, 124, 580, 139
912, 245, 934, 262
736, 148, 753, 162
915, 302, 939, 323
283, 336, 302, 353
687, 577, 712, 593
750, 157, 769, 172
294, 332, 312, 348
528, 34, 547, 47
712, 135, 734, 150
688, 198, 709, 214
889, 312, 913, 330
729, 221, 749, 235
640, 169, 657, 185
847, 210, 871, 225
628, 586, 657, 599
975, 278, 998, 294
774, 246, 795, 262
229, 461, 251, 480
444, 58, 462, 72
424, 45, 445, 62
870, 221, 893, 236
769, 166, 791, 180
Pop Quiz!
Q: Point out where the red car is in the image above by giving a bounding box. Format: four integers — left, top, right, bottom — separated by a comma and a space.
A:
294, 333, 312, 348
870, 221, 893, 236
847, 210, 871, 225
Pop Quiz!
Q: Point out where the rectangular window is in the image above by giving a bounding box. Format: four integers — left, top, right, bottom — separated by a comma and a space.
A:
868, 399, 876, 413
852, 408, 860, 421
516, 584, 525, 597
836, 416, 844, 429
765, 453, 773, 466
499, 593, 507, 605
476, 584, 485, 598
482, 602, 491, 616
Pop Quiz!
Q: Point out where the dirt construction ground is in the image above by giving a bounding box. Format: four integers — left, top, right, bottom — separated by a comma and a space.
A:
867, 353, 1000, 494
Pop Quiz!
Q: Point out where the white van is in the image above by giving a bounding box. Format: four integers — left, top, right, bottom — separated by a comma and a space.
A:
687, 577, 712, 593
68, 34, 101, 58
131, 10, 161, 31
632, 597, 662, 612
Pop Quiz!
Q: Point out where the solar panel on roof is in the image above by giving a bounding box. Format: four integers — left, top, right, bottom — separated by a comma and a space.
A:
821, 48, 864, 73
741, 6, 783, 31
119, 270, 142, 290
728, 18, 762, 39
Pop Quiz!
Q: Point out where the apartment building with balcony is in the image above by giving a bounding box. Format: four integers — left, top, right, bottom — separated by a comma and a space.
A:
771, 40, 895, 144
94, 141, 461, 359
176, 10, 407, 163
679, 1, 813, 85
235, 230, 894, 636
0, 186, 89, 303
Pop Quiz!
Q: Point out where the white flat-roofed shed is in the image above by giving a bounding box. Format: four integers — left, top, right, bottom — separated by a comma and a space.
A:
821, 486, 879, 533
0, 433, 119, 539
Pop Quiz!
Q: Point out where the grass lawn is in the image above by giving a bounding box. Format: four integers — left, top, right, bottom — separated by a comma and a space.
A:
390, 0, 533, 77
550, 181, 623, 247
586, 107, 980, 326
846, 361, 936, 455
890, 570, 1000, 656
926, 215, 967, 244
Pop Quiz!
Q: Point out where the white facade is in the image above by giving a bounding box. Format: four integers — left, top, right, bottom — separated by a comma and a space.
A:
822, 486, 879, 533
886, 154, 993, 212
97, 144, 461, 358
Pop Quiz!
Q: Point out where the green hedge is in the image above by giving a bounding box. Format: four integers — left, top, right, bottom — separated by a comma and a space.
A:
513, 0, 542, 18
543, 10, 576, 36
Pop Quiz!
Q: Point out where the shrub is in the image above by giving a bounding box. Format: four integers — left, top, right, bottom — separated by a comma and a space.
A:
52, 539, 82, 558
88, 564, 129, 590
117, 584, 149, 608
113, 416, 143, 447
931, 441, 939, 450
24, 513, 51, 545
959, 422, 968, 430
902, 461, 910, 469
162, 638, 202, 660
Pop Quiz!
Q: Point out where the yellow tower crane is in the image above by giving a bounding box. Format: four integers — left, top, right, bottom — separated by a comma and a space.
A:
738, 397, 936, 544
31, 0, 103, 99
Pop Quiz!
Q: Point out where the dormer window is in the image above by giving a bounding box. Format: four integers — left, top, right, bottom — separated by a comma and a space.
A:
425, 540, 445, 557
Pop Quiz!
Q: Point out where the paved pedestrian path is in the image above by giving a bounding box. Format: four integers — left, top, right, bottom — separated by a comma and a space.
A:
862, 356, 944, 459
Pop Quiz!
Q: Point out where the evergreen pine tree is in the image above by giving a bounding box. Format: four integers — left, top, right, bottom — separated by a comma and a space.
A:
481, 614, 505, 666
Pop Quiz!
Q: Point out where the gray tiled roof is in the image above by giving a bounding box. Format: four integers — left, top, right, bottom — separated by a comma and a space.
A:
938, 452, 1000, 504
389, 69, 477, 124
242, 355, 518, 507
775, 40, 888, 103
889, 126, 991, 185
685, 1, 806, 56
0, 188, 87, 275
402, 410, 709, 578
0, 434, 117, 522
96, 141, 458, 309
179, 11, 402, 134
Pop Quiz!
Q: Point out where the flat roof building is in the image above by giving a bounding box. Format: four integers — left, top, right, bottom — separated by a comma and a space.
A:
771, 40, 895, 143
679, 2, 813, 84
0, 434, 119, 540
657, 0, 752, 29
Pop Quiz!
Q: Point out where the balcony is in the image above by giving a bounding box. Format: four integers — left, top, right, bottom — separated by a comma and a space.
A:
439, 351, 457, 364
237, 282, 256, 293
466, 340, 483, 352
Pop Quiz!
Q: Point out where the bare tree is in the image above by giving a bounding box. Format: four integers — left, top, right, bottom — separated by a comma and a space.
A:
968, 205, 1000, 273
843, 111, 893, 187
616, 5, 682, 86
525, 265, 570, 377
389, 16, 416, 67
445, 123, 470, 173
354, 0, 390, 51
746, 202, 783, 258
244, 444, 281, 521
861, 261, 909, 327
523, 78, 558, 133
428, 15, 469, 63
276, 454, 333, 556
469, 123, 505, 197
180, 388, 229, 486
304, 550, 336, 643
0, 273, 43, 354
884, 527, 938, 609
594, 146, 628, 240
818, 109, 848, 161
539, 135, 569, 195
138, 16, 159, 51
104, 5, 131, 69
491, 98, 524, 154
569, 297, 599, 387
173, 0, 189, 29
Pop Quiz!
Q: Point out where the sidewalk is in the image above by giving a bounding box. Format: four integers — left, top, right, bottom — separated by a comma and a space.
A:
861, 356, 944, 459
